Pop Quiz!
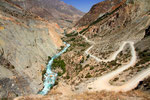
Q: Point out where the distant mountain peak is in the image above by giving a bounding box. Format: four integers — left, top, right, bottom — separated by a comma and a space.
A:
10, 0, 85, 29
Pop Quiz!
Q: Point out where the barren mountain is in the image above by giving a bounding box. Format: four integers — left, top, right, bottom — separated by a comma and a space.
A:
10, 0, 84, 29
0, 0, 63, 98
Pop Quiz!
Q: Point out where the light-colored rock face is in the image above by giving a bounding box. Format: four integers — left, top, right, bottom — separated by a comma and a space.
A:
0, 0, 63, 98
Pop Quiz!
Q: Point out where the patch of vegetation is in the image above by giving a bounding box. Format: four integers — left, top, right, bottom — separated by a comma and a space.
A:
90, 13, 108, 26
138, 49, 150, 64
46, 56, 51, 65
81, 49, 85, 52
85, 64, 89, 67
113, 77, 119, 81
109, 60, 117, 66
52, 56, 66, 76
80, 57, 84, 63
57, 72, 63, 76
87, 55, 90, 59
67, 38, 75, 42
65, 32, 78, 37
79, 43, 88, 47
1, 98, 8, 100
85, 72, 92, 78
90, 66, 94, 70
42, 69, 46, 81
65, 74, 70, 79
65, 20, 73, 23
60, 46, 64, 50
79, 27, 89, 34
54, 78, 59, 86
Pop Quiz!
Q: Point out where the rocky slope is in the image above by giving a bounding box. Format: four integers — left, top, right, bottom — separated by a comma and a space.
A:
76, 0, 122, 27
74, 0, 150, 94
32, 0, 150, 98
0, 0, 63, 98
76, 0, 150, 53
7, 0, 150, 99
10, 0, 84, 29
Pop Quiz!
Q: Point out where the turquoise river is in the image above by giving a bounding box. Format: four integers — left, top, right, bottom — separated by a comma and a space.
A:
39, 42, 70, 95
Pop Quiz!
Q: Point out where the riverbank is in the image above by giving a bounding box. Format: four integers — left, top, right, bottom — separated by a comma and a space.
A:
39, 42, 70, 95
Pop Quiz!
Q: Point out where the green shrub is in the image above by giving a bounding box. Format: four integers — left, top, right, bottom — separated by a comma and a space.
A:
42, 69, 46, 81
69, 38, 75, 41
79, 43, 87, 47
46, 56, 51, 65
57, 72, 62, 76
109, 60, 117, 66
85, 73, 92, 78
79, 27, 88, 34
80, 57, 84, 63
86, 55, 90, 60
66, 75, 70, 79
90, 66, 94, 70
52, 57, 66, 76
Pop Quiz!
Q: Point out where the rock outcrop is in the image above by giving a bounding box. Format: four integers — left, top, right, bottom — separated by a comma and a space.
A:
0, 0, 63, 98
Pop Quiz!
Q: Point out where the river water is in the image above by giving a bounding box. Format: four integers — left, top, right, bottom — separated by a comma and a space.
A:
39, 42, 70, 95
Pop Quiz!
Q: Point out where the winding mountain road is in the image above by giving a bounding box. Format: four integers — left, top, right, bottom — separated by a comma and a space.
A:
80, 34, 150, 92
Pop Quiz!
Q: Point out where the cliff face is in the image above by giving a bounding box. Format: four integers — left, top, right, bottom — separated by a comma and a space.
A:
0, 0, 63, 98
10, 0, 84, 29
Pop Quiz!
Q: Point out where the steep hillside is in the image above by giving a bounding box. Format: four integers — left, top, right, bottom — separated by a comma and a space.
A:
6, 0, 150, 99
10, 0, 84, 29
76, 0, 150, 51
76, 0, 122, 27
0, 0, 63, 98
74, 0, 150, 94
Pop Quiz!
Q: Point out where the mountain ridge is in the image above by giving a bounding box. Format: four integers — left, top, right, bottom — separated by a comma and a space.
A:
10, 0, 85, 29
